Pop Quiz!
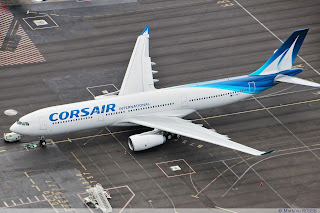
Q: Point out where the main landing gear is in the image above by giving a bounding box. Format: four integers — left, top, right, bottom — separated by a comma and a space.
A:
39, 136, 46, 147
164, 132, 181, 140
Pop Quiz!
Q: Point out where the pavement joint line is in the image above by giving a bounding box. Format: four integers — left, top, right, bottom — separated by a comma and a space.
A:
53, 128, 144, 144
235, 149, 292, 208
105, 126, 177, 211
221, 147, 320, 205
255, 87, 316, 100
191, 159, 245, 198
71, 152, 87, 171
253, 96, 320, 160
75, 136, 131, 209
223, 147, 320, 197
215, 206, 237, 213
28, 0, 215, 19
83, 129, 104, 146
233, 0, 320, 76
213, 166, 233, 187
193, 98, 320, 121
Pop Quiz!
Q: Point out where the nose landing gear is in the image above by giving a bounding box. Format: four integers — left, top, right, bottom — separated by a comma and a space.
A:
39, 136, 46, 147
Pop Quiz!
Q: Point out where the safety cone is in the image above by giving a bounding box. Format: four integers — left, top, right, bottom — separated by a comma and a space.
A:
124, 151, 127, 155
260, 182, 263, 186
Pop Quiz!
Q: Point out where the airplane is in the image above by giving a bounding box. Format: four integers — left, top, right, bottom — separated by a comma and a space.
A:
10, 27, 320, 156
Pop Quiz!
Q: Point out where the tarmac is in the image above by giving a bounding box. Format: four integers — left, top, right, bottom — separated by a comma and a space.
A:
0, 0, 319, 212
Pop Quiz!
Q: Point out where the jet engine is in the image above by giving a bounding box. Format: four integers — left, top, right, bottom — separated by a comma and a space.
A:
128, 132, 166, 151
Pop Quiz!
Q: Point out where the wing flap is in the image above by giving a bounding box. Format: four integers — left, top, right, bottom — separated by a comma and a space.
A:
122, 115, 272, 156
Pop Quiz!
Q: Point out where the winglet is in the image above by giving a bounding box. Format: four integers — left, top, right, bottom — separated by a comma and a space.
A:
261, 149, 275, 155
141, 26, 150, 36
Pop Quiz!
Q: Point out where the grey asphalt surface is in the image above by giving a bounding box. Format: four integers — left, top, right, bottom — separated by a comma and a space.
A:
0, 0, 319, 211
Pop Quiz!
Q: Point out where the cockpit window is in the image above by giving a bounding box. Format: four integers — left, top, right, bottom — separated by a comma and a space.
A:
16, 121, 29, 126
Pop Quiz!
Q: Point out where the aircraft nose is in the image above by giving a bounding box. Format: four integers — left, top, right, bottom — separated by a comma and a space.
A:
10, 123, 18, 133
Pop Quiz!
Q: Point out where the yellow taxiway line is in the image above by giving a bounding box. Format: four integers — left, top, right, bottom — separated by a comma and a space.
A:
71, 152, 87, 171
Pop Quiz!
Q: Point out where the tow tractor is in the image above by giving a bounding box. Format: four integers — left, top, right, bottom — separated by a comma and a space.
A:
3, 132, 21, 142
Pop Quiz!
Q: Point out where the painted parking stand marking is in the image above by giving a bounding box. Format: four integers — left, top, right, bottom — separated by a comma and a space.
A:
156, 159, 196, 178
0, 3, 45, 66
23, 15, 59, 30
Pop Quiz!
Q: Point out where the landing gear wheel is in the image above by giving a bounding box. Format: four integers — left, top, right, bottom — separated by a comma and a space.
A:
40, 140, 46, 147
173, 134, 181, 139
164, 132, 173, 140
39, 136, 46, 147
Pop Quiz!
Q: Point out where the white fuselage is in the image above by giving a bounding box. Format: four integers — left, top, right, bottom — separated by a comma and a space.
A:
10, 86, 253, 136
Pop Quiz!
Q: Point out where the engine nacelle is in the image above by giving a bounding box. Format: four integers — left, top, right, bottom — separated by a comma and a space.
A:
128, 133, 166, 151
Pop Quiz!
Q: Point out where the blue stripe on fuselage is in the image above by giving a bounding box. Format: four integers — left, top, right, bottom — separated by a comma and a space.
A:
172, 68, 302, 94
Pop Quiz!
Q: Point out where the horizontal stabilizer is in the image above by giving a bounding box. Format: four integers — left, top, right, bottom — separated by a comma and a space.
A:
276, 75, 320, 87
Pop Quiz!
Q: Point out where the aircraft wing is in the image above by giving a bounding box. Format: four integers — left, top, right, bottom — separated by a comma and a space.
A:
119, 26, 157, 96
122, 115, 274, 156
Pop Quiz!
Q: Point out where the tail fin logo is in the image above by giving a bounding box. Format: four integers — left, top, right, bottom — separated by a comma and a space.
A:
250, 29, 308, 76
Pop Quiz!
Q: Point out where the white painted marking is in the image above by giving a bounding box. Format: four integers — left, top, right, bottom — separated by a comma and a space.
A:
170, 166, 181, 171
222, 160, 239, 178
42, 194, 47, 200
11, 200, 16, 205
19, 198, 24, 204
233, 0, 320, 76
105, 127, 177, 212
222, 147, 320, 203
33, 19, 48, 26
114, 161, 121, 168
27, 197, 31, 202
34, 196, 39, 201
3, 202, 8, 207
253, 96, 320, 160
